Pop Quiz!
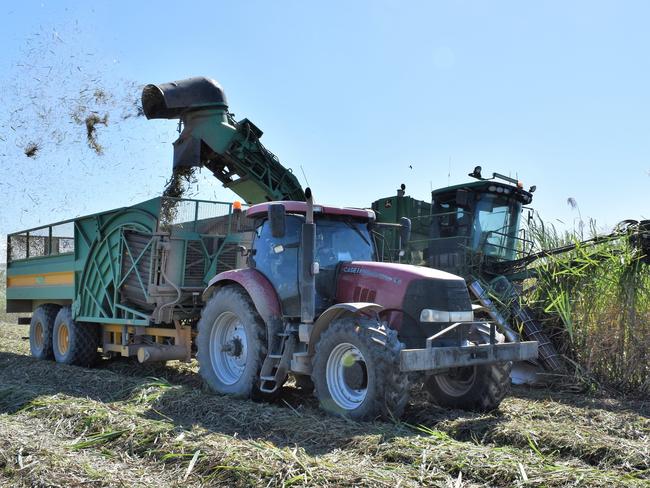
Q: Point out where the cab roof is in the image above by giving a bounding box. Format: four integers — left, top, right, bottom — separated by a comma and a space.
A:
432, 180, 533, 205
246, 201, 375, 221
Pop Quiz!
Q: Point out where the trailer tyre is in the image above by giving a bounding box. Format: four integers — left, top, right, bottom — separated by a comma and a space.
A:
197, 286, 266, 399
425, 361, 511, 411
52, 307, 99, 367
312, 317, 409, 421
29, 304, 60, 360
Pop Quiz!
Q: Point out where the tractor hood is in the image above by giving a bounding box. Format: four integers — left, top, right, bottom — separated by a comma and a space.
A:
335, 261, 472, 343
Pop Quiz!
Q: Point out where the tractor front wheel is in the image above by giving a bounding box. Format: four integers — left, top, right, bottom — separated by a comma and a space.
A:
197, 286, 267, 398
425, 361, 512, 411
311, 317, 409, 421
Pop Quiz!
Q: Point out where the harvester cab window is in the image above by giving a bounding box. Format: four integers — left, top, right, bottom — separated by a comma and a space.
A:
472, 194, 521, 260
431, 200, 470, 238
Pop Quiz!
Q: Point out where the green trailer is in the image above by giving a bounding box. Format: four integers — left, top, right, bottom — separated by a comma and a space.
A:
6, 196, 249, 364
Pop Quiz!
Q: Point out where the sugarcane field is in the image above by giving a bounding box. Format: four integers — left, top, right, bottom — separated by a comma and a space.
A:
0, 2, 648, 487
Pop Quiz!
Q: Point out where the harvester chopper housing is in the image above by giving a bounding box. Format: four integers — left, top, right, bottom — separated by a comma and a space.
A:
4, 77, 538, 420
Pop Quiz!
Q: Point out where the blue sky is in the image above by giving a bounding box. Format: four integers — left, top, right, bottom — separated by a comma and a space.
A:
0, 0, 648, 242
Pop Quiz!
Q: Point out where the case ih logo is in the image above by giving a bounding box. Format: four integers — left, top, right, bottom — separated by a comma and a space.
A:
342, 266, 401, 284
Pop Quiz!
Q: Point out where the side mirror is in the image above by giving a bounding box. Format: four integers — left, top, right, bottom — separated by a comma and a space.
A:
268, 203, 286, 238
399, 217, 411, 247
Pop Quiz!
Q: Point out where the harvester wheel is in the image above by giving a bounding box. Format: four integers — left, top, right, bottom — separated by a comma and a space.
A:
312, 317, 409, 421
197, 286, 266, 399
29, 304, 60, 360
52, 307, 99, 367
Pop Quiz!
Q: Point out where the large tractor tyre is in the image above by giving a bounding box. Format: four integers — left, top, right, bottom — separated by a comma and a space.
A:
29, 304, 61, 360
311, 317, 410, 421
52, 307, 99, 367
425, 361, 512, 412
197, 286, 267, 399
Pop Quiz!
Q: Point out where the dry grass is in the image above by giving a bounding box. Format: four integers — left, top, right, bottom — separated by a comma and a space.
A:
0, 323, 648, 487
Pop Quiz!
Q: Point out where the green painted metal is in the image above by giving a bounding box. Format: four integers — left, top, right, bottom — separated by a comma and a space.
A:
176, 108, 305, 204
73, 200, 159, 323
6, 253, 75, 277
372, 195, 433, 263
6, 196, 244, 326
6, 285, 74, 301
143, 78, 305, 205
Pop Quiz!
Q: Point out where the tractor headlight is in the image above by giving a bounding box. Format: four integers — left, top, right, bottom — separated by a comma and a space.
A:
419, 309, 474, 322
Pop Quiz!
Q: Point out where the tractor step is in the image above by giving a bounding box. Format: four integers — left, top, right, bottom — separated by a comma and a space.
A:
259, 334, 297, 394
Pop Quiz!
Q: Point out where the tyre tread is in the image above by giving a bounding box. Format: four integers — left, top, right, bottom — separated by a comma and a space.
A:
312, 317, 410, 421
53, 307, 99, 367
196, 285, 267, 399
29, 304, 61, 360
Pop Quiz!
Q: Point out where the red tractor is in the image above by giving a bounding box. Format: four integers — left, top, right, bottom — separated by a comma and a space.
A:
197, 190, 537, 420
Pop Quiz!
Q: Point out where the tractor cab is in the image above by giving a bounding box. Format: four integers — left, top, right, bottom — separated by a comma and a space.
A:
425, 169, 534, 277
246, 202, 377, 316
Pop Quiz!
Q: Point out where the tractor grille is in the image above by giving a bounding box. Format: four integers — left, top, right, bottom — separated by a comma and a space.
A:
353, 286, 377, 302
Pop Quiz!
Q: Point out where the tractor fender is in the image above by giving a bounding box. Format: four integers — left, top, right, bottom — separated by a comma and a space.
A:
307, 302, 384, 355
202, 268, 282, 326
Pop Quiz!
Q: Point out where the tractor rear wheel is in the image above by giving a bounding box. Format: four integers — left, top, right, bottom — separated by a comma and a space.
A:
29, 304, 60, 360
52, 307, 99, 367
311, 317, 409, 421
197, 286, 267, 399
425, 361, 511, 411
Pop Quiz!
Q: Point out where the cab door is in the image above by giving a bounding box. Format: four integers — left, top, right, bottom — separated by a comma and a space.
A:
251, 216, 302, 317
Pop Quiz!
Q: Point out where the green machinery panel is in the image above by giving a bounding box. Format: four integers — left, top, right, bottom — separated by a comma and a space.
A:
6, 197, 245, 325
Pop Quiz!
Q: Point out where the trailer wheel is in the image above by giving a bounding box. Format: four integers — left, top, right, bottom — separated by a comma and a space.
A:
52, 307, 99, 367
197, 286, 266, 399
29, 304, 60, 360
311, 317, 409, 421
425, 361, 511, 411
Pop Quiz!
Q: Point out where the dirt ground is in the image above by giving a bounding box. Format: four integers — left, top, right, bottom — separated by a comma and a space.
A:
0, 322, 648, 487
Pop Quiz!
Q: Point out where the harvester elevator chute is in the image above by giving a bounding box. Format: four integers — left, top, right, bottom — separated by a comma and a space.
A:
142, 77, 305, 205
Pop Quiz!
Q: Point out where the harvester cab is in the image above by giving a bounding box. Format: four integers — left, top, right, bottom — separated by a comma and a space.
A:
425, 167, 535, 278
373, 167, 535, 278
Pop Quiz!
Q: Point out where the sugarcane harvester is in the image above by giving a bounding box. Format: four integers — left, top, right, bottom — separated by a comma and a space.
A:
5, 77, 537, 419
372, 167, 650, 373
